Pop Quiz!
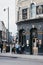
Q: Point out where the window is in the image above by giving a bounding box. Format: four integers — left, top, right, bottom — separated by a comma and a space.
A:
17, 11, 19, 21
22, 8, 27, 19
36, 5, 43, 14
30, 3, 36, 18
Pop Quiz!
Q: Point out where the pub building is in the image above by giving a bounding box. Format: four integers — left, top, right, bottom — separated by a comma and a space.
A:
16, 0, 43, 55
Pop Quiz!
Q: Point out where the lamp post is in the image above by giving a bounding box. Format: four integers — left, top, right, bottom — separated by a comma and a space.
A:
4, 7, 12, 54
4, 7, 9, 44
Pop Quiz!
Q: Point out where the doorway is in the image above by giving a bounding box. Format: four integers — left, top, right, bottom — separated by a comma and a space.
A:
19, 29, 26, 46
29, 28, 38, 54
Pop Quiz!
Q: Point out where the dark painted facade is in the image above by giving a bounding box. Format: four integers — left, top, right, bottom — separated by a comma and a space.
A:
16, 18, 43, 54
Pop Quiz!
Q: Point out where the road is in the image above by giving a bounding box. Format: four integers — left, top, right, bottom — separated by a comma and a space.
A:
0, 57, 43, 65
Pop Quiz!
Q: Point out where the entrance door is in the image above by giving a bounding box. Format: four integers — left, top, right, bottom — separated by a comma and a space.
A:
19, 29, 26, 46
29, 28, 38, 54
32, 38, 38, 55
32, 38, 37, 47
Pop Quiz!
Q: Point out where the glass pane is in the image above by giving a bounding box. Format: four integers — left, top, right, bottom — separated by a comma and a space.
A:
31, 3, 36, 18
32, 6, 36, 17
22, 8, 27, 19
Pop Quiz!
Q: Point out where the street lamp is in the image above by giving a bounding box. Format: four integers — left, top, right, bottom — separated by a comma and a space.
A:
4, 7, 9, 44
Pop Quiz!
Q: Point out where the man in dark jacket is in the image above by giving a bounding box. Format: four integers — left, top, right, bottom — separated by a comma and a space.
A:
1, 43, 3, 53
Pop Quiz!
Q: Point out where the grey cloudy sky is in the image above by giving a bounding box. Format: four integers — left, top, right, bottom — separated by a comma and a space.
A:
0, 0, 17, 36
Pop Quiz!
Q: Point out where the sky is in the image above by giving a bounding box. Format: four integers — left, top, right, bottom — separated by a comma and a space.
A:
0, 0, 17, 36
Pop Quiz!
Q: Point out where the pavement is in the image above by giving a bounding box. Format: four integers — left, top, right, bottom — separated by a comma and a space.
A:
0, 56, 43, 65
0, 53, 43, 60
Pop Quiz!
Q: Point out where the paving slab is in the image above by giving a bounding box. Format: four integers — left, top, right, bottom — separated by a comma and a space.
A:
0, 53, 43, 60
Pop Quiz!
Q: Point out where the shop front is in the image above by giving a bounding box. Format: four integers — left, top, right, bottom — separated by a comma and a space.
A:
17, 18, 43, 55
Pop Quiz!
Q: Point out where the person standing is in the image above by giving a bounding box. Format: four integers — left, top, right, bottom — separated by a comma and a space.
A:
15, 42, 20, 54
1, 43, 3, 53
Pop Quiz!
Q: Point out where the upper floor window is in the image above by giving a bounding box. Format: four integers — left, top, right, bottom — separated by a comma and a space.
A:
22, 8, 27, 19
36, 5, 43, 14
30, 3, 36, 18
17, 11, 19, 21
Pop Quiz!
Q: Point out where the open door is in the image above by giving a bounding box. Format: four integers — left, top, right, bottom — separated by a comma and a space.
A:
29, 27, 38, 55
32, 38, 38, 55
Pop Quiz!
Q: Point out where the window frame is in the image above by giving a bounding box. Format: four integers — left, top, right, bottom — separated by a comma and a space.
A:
22, 8, 28, 19
30, 3, 36, 18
